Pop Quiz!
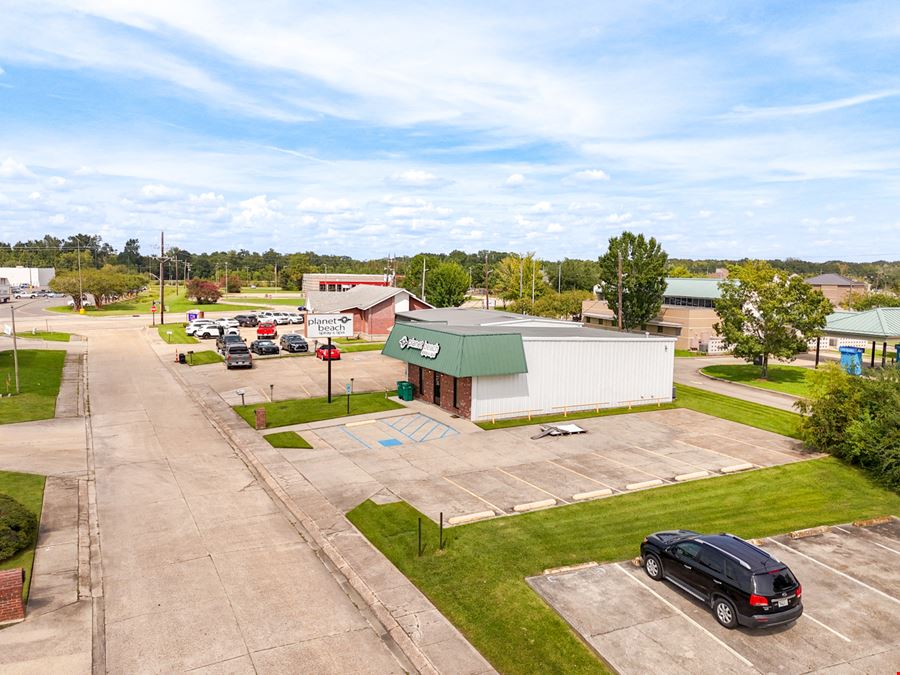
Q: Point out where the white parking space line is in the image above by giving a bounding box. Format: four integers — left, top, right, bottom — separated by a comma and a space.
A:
496, 468, 568, 504
442, 476, 504, 515
802, 613, 852, 643
590, 451, 671, 482
833, 526, 852, 534
614, 564, 757, 670
545, 460, 619, 492
766, 538, 900, 605
711, 433, 802, 461
866, 540, 900, 556
634, 443, 707, 471
675, 439, 762, 469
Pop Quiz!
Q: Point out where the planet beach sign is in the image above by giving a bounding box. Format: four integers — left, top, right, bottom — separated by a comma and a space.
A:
398, 335, 441, 359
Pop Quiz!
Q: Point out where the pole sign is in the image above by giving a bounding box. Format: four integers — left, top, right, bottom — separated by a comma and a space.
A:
306, 313, 353, 338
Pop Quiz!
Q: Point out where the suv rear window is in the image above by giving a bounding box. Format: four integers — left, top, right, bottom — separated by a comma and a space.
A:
752, 568, 797, 595
227, 345, 249, 354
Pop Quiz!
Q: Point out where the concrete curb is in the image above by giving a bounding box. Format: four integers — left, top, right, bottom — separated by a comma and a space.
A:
697, 370, 803, 402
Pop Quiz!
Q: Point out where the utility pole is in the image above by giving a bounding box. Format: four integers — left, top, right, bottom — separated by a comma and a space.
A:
10, 303, 20, 393
483, 252, 490, 310
173, 257, 179, 296
558, 262, 561, 293
531, 258, 536, 307
159, 231, 167, 326
76, 243, 84, 313
421, 257, 427, 302
224, 261, 229, 295
215, 263, 219, 284
617, 249, 624, 331
519, 254, 523, 309
273, 263, 278, 288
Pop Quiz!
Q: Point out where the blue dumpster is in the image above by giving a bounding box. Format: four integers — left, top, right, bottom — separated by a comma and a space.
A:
187, 310, 199, 322
839, 346, 864, 375
895, 344, 900, 368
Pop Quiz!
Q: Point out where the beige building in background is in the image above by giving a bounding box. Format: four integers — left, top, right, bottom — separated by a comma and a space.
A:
583, 278, 722, 351
805, 273, 866, 308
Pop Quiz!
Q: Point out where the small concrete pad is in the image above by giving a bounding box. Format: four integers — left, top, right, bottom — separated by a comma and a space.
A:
446, 469, 553, 513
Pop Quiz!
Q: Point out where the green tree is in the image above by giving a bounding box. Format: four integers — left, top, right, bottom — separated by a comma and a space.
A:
491, 254, 550, 305
425, 261, 470, 308
49, 272, 85, 309
714, 260, 832, 379
281, 253, 315, 290
186, 279, 222, 304
531, 290, 592, 319
597, 232, 668, 330
846, 291, 900, 311
667, 264, 704, 278
400, 254, 436, 299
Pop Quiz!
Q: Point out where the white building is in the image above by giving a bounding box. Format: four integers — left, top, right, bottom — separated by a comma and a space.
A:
0, 267, 55, 288
382, 308, 675, 421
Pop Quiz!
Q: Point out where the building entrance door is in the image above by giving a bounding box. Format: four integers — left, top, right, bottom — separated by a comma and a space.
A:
433, 370, 441, 404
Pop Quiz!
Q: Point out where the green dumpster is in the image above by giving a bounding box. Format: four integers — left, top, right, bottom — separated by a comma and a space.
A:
397, 381, 414, 401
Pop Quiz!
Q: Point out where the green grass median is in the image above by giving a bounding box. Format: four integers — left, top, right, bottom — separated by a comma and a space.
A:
15, 331, 71, 342
349, 457, 900, 675
0, 470, 46, 602
49, 287, 262, 315
700, 363, 813, 397
187, 351, 224, 366
263, 431, 313, 448
0, 349, 66, 424
234, 390, 402, 428
157, 324, 199, 344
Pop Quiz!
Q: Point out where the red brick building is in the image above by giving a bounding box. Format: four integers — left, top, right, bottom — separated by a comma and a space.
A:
304, 286, 431, 340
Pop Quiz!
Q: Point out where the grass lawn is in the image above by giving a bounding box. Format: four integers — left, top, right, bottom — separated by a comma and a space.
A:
674, 383, 802, 438
477, 401, 677, 430
701, 363, 813, 397
49, 287, 262, 315
15, 331, 71, 342
478, 384, 801, 439
675, 349, 708, 358
234, 390, 402, 428
0, 470, 46, 602
349, 457, 900, 675
237, 297, 307, 307
157, 323, 199, 344
0, 349, 66, 424
187, 350, 224, 366
263, 431, 313, 448
340, 343, 385, 353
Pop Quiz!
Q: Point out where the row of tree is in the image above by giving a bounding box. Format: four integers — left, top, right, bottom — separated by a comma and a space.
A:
4, 233, 899, 292
49, 266, 146, 309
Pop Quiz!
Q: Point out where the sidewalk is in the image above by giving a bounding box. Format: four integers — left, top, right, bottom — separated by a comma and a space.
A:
674, 356, 802, 413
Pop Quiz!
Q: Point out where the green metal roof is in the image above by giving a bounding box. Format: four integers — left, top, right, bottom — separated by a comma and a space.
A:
663, 277, 722, 300
824, 308, 900, 340
381, 323, 528, 377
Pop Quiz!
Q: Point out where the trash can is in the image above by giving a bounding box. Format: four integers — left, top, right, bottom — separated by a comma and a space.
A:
198, 311, 205, 319
397, 381, 414, 401
752, 355, 763, 366
839, 346, 863, 376
178, 353, 187, 364
895, 343, 900, 368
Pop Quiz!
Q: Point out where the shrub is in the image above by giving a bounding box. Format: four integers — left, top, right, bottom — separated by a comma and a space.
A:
186, 279, 222, 304
797, 365, 900, 491
0, 494, 38, 562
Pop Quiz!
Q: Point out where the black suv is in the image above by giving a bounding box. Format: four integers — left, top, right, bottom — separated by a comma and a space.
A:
640, 530, 802, 629
234, 314, 258, 327
279, 334, 309, 353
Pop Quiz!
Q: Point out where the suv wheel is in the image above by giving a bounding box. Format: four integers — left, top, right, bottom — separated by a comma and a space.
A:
644, 554, 663, 581
712, 597, 738, 629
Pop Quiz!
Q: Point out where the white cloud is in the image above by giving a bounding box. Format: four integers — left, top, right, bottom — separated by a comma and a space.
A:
650, 211, 674, 221
606, 212, 631, 223
456, 216, 476, 226
139, 183, 180, 200
0, 157, 34, 178
297, 196, 351, 212
547, 222, 564, 233
387, 170, 447, 188
698, 209, 713, 218
726, 90, 900, 121
28, 191, 41, 200
236, 194, 282, 224
48, 214, 66, 225
572, 169, 610, 182
74, 165, 96, 176
505, 173, 525, 187
48, 176, 67, 187
531, 201, 552, 213
190, 191, 224, 203
824, 215, 855, 225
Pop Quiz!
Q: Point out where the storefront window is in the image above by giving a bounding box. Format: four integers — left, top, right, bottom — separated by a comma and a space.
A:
452, 377, 458, 408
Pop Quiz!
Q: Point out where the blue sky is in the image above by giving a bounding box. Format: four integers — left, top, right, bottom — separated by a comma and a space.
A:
0, 1, 898, 261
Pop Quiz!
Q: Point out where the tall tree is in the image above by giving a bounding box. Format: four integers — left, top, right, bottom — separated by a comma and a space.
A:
425, 261, 470, 308
714, 260, 832, 379
400, 254, 436, 299
597, 232, 668, 330
492, 253, 550, 304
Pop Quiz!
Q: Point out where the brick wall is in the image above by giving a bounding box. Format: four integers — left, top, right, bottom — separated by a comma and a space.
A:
0, 568, 25, 625
405, 364, 471, 418
408, 296, 431, 311
367, 297, 396, 337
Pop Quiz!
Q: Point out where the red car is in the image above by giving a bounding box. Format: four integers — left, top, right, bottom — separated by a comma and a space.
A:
316, 344, 341, 361
256, 321, 277, 339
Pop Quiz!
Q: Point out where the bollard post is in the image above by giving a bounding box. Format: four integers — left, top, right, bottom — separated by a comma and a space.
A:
439, 511, 444, 550
269, 384, 274, 402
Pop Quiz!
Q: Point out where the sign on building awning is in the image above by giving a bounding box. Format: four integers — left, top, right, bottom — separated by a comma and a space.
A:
382, 323, 528, 378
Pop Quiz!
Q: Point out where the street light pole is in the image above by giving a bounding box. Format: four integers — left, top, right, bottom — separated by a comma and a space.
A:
10, 304, 20, 394
159, 231, 166, 326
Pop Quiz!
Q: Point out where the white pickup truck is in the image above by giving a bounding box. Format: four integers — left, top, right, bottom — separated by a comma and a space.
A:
0, 278, 10, 303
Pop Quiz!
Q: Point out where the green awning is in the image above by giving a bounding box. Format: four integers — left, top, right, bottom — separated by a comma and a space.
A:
381, 323, 528, 377
825, 308, 900, 340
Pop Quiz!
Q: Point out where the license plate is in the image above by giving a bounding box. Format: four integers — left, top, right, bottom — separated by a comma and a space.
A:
774, 598, 789, 607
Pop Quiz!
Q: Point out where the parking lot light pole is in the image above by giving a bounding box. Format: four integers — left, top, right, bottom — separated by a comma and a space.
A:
10, 304, 20, 394
327, 337, 333, 403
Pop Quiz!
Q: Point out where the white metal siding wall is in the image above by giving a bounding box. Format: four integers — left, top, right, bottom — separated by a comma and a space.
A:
470, 337, 675, 421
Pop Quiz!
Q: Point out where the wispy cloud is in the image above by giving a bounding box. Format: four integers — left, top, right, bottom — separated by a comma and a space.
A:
725, 90, 900, 120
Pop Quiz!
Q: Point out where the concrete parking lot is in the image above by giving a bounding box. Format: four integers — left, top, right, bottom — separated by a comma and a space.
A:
278, 406, 815, 522
528, 520, 900, 674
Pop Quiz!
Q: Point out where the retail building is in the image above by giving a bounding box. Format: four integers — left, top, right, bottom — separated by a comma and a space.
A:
382, 308, 675, 421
